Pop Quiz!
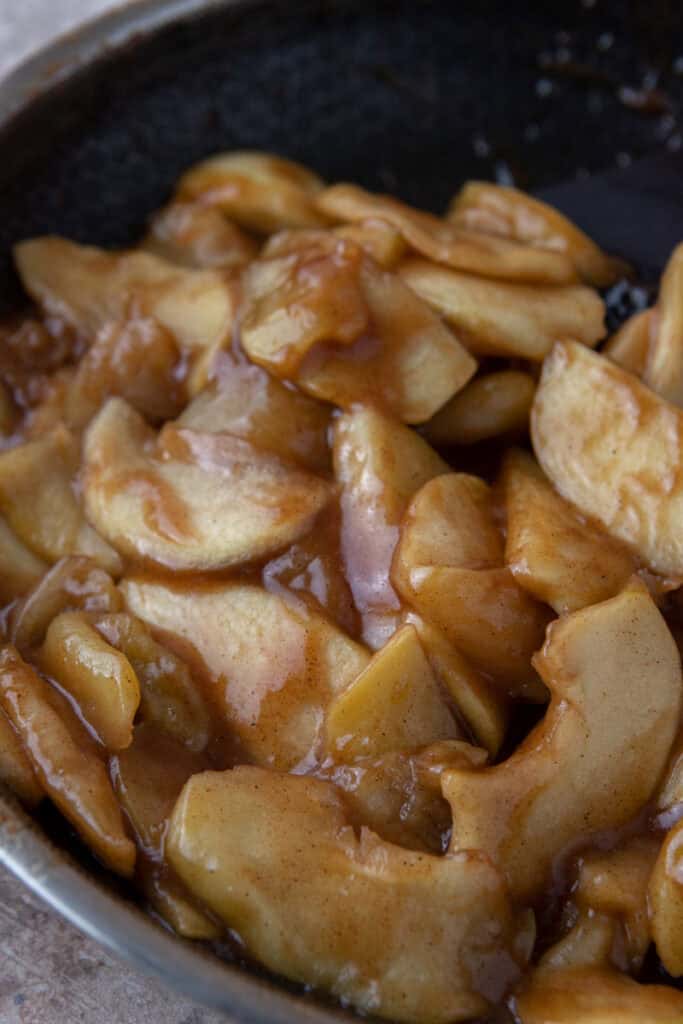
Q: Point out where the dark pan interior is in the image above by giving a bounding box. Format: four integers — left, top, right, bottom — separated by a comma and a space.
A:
0, 0, 682, 313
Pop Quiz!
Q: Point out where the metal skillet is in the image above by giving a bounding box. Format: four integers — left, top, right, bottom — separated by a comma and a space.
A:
0, 0, 682, 1019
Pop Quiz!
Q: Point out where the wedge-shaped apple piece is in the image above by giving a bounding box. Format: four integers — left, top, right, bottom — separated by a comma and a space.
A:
94, 612, 210, 752
392, 474, 550, 697
177, 355, 331, 473
442, 582, 681, 902
241, 232, 476, 423
142, 200, 257, 269
405, 613, 508, 757
334, 407, 449, 648
15, 239, 237, 352
448, 181, 626, 287
334, 217, 407, 268
650, 817, 683, 976
536, 913, 616, 974
0, 646, 135, 875
10, 556, 122, 651
42, 612, 140, 751
532, 339, 683, 576
121, 578, 370, 770
0, 516, 48, 605
0, 426, 121, 573
83, 398, 332, 571
325, 624, 461, 758
177, 151, 327, 233
644, 244, 683, 405
140, 864, 221, 941
513, 967, 683, 1024
0, 705, 43, 805
424, 370, 535, 446
603, 308, 654, 376
66, 318, 185, 430
167, 766, 528, 1023
400, 259, 605, 359
502, 449, 636, 614
317, 183, 576, 283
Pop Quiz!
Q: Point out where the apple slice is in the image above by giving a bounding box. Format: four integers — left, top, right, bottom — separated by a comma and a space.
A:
142, 200, 257, 269
644, 244, 683, 405
0, 705, 43, 805
603, 308, 654, 376
167, 766, 529, 1023
531, 339, 683, 577
502, 449, 636, 613
316, 183, 577, 283
399, 259, 605, 359
334, 218, 407, 268
177, 150, 327, 233
121, 577, 370, 771
0, 646, 135, 876
650, 817, 683, 976
325, 624, 461, 758
442, 582, 681, 902
42, 612, 141, 751
423, 370, 535, 446
0, 516, 48, 605
82, 398, 332, 571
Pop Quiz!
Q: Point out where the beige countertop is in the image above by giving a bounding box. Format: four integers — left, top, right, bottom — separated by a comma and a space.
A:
0, 4, 227, 1022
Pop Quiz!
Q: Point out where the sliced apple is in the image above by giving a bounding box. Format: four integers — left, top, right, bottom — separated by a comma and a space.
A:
650, 817, 683, 976
82, 398, 332, 571
167, 766, 528, 1023
531, 339, 683, 576
0, 646, 135, 876
94, 612, 210, 753
316, 183, 577, 283
502, 449, 636, 613
0, 426, 121, 573
0, 516, 48, 605
140, 864, 221, 940
14, 238, 237, 352
142, 199, 257, 269
333, 406, 449, 647
423, 370, 535, 446
442, 582, 681, 902
325, 624, 461, 758
447, 181, 626, 286
644, 243, 683, 405
10, 556, 122, 651
177, 355, 332, 473
121, 577, 370, 770
399, 259, 605, 359
0, 705, 43, 805
177, 150, 327, 233
41, 611, 140, 751
334, 217, 407, 268
603, 308, 654, 377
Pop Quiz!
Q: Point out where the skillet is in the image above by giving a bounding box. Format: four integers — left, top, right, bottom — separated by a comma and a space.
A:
0, 0, 682, 1019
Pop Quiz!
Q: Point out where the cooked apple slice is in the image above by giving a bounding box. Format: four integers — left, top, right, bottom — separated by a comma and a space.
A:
325, 625, 461, 758
0, 516, 48, 605
177, 151, 327, 233
82, 398, 332, 571
447, 181, 626, 286
167, 766, 529, 1023
423, 370, 535, 446
10, 556, 122, 651
15, 238, 237, 352
333, 407, 448, 648
0, 705, 43, 805
177, 355, 332, 473
502, 449, 636, 613
603, 308, 654, 376
0, 426, 121, 573
531, 339, 683, 576
42, 612, 141, 751
392, 473, 550, 697
0, 646, 135, 876
405, 613, 508, 757
334, 218, 407, 268
650, 817, 683, 976
316, 183, 577, 283
121, 577, 370, 770
241, 232, 476, 423
399, 259, 605, 359
644, 244, 683, 405
142, 200, 257, 269
139, 864, 221, 941
94, 612, 210, 752
513, 967, 683, 1024
442, 582, 681, 902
